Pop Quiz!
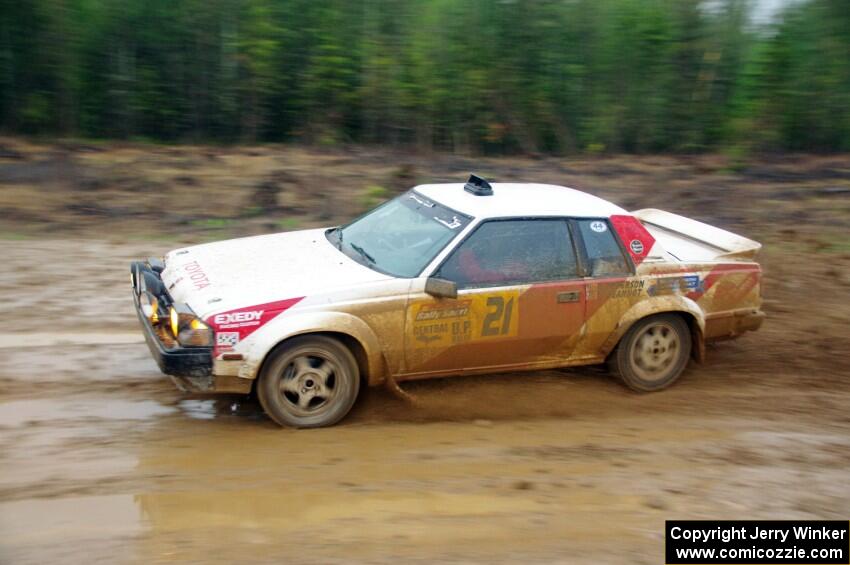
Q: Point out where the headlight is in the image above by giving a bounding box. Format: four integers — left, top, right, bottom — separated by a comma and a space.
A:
150, 297, 159, 324
168, 304, 213, 347
179, 318, 213, 347
139, 293, 160, 324
169, 306, 179, 337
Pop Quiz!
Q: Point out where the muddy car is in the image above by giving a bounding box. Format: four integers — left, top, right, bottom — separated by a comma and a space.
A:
132, 175, 764, 428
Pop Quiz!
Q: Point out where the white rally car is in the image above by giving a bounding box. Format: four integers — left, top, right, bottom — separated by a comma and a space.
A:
132, 175, 764, 427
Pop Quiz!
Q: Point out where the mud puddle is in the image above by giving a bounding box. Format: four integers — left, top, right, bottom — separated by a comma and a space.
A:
2, 362, 849, 565
0, 332, 143, 349
0, 397, 175, 427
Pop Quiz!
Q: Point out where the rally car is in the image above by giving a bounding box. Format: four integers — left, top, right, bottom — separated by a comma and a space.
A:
132, 175, 764, 428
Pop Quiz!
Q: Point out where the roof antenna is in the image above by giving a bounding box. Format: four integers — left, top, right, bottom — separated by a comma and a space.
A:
464, 174, 493, 196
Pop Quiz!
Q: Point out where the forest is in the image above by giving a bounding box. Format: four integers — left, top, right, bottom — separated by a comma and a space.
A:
1, 0, 848, 153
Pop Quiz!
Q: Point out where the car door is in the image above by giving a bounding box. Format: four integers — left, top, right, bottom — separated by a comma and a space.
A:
402, 218, 587, 377
568, 218, 639, 359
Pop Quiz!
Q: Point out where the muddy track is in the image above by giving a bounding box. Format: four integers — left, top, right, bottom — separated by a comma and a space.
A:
0, 140, 849, 564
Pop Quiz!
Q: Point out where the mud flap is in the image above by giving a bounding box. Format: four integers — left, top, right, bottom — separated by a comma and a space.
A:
384, 372, 419, 405
692, 326, 706, 364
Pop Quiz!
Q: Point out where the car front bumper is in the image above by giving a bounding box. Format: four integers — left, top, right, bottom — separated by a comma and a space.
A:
132, 260, 213, 379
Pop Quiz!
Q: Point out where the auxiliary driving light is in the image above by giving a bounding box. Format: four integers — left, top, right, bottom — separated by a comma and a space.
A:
139, 293, 160, 325
149, 297, 159, 324
169, 306, 179, 337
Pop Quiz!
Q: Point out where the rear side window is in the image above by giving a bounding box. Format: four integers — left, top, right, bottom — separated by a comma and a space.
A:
576, 219, 631, 277
437, 219, 578, 288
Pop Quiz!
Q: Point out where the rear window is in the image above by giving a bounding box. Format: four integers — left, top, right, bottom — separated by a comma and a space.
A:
576, 219, 631, 277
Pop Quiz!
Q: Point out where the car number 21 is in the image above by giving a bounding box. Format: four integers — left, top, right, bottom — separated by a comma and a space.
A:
482, 296, 515, 336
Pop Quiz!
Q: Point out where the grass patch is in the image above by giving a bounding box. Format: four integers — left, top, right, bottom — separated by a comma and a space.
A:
276, 217, 301, 230
0, 231, 30, 240
190, 217, 234, 229
821, 240, 850, 253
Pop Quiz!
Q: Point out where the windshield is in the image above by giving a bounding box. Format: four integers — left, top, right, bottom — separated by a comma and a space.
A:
327, 191, 471, 278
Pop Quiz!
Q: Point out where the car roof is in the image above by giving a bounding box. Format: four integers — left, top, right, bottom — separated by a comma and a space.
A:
414, 183, 628, 219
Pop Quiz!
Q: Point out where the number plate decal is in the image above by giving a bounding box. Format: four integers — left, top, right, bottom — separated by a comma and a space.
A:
410, 290, 520, 349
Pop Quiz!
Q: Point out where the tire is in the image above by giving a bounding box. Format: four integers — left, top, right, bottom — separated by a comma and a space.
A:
257, 335, 360, 428
608, 314, 691, 392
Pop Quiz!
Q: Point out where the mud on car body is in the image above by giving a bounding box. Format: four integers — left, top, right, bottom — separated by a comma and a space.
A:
132, 175, 765, 428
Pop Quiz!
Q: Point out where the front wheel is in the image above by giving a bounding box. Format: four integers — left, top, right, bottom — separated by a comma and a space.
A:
609, 314, 692, 392
257, 335, 360, 428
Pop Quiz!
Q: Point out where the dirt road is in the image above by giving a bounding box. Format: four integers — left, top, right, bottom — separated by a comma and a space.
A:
1, 141, 849, 563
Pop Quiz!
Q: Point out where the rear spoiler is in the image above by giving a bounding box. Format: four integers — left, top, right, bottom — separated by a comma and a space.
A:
633, 209, 761, 261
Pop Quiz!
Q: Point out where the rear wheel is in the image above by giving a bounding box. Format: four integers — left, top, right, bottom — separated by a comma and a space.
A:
609, 314, 691, 392
257, 335, 360, 428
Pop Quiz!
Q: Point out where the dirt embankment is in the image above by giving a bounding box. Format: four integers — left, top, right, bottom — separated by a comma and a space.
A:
0, 138, 849, 564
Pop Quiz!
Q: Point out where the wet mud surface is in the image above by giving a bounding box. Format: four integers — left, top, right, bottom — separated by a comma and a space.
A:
1, 336, 848, 564
1, 141, 849, 563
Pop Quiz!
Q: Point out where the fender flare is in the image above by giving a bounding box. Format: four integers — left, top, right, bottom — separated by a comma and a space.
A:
238, 311, 388, 384
600, 295, 706, 360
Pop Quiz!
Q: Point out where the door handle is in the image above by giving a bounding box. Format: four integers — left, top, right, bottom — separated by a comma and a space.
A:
557, 291, 580, 303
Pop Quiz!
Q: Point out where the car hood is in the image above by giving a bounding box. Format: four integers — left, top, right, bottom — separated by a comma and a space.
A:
160, 228, 393, 318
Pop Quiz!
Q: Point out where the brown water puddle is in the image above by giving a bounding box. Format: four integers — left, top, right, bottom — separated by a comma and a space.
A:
0, 402, 726, 564
0, 343, 848, 564
0, 332, 143, 349
0, 397, 175, 427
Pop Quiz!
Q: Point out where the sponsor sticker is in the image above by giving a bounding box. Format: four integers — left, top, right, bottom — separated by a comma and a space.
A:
435, 215, 463, 229
183, 260, 211, 290
613, 279, 645, 298
413, 300, 473, 346
216, 332, 239, 351
415, 302, 470, 322
410, 291, 520, 349
589, 221, 607, 233
207, 297, 303, 356
213, 309, 264, 329
609, 214, 656, 265
681, 275, 702, 291
408, 193, 435, 207
649, 275, 703, 296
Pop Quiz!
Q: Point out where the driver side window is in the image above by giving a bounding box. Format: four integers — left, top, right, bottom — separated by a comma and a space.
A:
436, 219, 578, 288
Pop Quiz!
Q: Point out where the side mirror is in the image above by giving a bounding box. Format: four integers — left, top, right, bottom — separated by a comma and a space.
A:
424, 277, 458, 299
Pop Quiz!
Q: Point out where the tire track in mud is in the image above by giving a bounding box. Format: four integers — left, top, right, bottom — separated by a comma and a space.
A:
0, 332, 142, 349
0, 333, 845, 425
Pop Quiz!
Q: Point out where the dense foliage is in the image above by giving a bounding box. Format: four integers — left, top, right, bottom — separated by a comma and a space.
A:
1, 0, 847, 153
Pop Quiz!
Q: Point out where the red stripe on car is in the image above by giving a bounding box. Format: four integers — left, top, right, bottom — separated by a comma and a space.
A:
207, 297, 303, 356
686, 264, 760, 302
609, 215, 656, 265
